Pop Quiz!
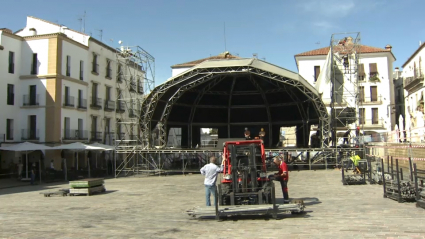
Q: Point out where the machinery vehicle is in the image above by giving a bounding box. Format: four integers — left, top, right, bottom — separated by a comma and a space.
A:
218, 140, 275, 206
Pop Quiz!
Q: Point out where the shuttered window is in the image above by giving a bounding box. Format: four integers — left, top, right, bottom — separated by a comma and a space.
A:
358, 64, 365, 81
370, 86, 378, 102
314, 66, 320, 82
359, 86, 365, 102
372, 108, 378, 124
369, 63, 378, 76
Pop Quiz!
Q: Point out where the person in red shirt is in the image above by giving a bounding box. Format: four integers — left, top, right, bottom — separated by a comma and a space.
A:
273, 156, 289, 203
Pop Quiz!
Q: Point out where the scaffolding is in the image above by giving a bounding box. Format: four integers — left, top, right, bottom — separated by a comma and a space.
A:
329, 32, 364, 165
114, 45, 155, 177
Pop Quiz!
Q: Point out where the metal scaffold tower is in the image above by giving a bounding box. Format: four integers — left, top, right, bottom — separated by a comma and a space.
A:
329, 32, 364, 164
114, 45, 155, 177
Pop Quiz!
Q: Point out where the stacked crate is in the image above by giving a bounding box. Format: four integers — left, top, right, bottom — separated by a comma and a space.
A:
69, 178, 106, 196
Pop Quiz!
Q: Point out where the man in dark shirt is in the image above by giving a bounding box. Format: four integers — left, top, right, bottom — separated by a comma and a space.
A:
244, 128, 251, 140
273, 157, 289, 203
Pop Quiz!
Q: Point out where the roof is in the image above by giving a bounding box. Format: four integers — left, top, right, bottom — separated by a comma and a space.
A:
295, 45, 393, 57
402, 42, 425, 68
171, 51, 241, 68
27, 16, 89, 37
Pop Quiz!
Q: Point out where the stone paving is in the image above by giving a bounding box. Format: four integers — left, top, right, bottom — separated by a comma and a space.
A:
0, 170, 424, 238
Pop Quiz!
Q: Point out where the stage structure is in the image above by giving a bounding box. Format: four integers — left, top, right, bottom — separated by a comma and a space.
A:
114, 45, 155, 177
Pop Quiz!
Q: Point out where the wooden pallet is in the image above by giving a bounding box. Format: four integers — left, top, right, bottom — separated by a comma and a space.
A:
69, 185, 106, 196
69, 178, 104, 188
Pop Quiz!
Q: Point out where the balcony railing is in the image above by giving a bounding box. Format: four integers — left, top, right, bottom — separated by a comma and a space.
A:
129, 109, 139, 118
369, 72, 380, 82
414, 69, 424, 80
63, 129, 88, 140
359, 95, 383, 105
116, 101, 125, 113
404, 74, 424, 90
105, 100, 115, 111
23, 94, 39, 106
90, 97, 102, 109
358, 118, 385, 128
0, 133, 5, 142
63, 95, 75, 107
78, 98, 87, 109
21, 129, 39, 140
6, 129, 14, 140
117, 132, 126, 140
90, 131, 102, 141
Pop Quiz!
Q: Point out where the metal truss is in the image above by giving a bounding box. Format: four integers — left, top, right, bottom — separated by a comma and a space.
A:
114, 45, 155, 177
140, 64, 330, 150
329, 32, 364, 164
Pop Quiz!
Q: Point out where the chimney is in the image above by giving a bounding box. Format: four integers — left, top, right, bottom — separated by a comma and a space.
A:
395, 67, 399, 71
29, 28, 37, 36
385, 44, 392, 51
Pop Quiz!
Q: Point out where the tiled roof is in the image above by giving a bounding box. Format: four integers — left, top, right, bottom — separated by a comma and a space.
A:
172, 51, 241, 68
295, 45, 392, 56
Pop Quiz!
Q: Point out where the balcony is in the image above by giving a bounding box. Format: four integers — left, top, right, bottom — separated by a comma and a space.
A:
21, 129, 39, 140
116, 101, 125, 113
104, 100, 115, 112
90, 97, 102, 110
404, 71, 424, 91
369, 72, 380, 82
104, 132, 115, 142
129, 109, 139, 118
63, 129, 88, 140
63, 95, 75, 107
129, 135, 138, 145
117, 132, 126, 140
359, 95, 383, 105
77, 98, 87, 109
23, 94, 39, 106
359, 118, 386, 129
90, 131, 102, 142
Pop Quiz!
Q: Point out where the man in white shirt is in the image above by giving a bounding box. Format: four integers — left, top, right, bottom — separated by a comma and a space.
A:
200, 155, 225, 206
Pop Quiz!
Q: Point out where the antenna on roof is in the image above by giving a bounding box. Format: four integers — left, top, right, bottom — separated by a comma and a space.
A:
77, 11, 86, 33
223, 22, 227, 52
96, 29, 103, 42
315, 41, 320, 46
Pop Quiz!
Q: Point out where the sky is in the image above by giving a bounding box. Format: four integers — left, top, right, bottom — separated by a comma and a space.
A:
1, 0, 425, 85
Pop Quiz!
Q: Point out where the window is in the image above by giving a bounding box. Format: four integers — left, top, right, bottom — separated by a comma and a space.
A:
105, 86, 111, 101
8, 51, 14, 74
79, 60, 84, 80
66, 55, 71, 76
370, 86, 378, 102
92, 53, 98, 73
64, 86, 73, 106
117, 64, 123, 82
372, 108, 378, 124
314, 66, 320, 82
64, 117, 70, 139
7, 84, 14, 105
105, 118, 110, 133
358, 64, 365, 81
6, 119, 13, 140
29, 115, 37, 139
31, 53, 38, 75
359, 86, 364, 102
106, 59, 111, 78
359, 108, 365, 124
369, 63, 378, 77
29, 85, 37, 105
78, 118, 83, 139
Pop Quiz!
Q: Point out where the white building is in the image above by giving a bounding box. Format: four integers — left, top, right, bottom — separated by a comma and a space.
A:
402, 42, 425, 142
0, 16, 143, 171
295, 42, 396, 142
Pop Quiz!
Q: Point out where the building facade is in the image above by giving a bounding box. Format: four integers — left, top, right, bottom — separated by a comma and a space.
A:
401, 42, 425, 142
0, 16, 143, 170
295, 43, 396, 143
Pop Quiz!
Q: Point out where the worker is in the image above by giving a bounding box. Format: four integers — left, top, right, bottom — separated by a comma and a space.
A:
200, 155, 225, 206
244, 128, 251, 140
273, 156, 289, 203
259, 128, 266, 141
343, 129, 351, 145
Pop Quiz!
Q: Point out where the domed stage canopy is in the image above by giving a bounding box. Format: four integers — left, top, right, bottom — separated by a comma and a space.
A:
140, 58, 329, 148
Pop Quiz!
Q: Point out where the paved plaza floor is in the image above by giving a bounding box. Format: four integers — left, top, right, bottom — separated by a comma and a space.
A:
0, 170, 424, 238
